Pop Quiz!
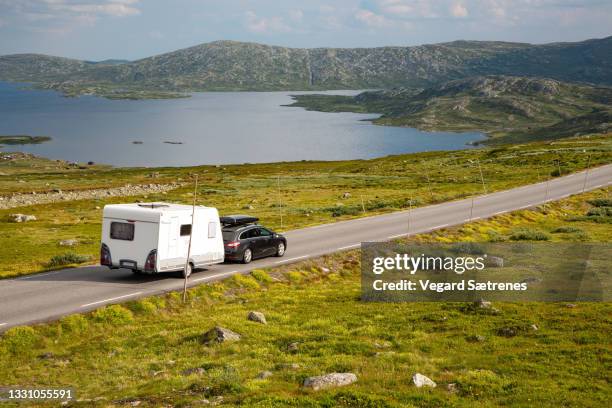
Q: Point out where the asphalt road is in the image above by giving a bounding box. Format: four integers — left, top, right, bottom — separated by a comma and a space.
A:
1, 165, 610, 330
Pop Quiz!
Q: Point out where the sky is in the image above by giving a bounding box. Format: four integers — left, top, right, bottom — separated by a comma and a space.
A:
0, 0, 611, 61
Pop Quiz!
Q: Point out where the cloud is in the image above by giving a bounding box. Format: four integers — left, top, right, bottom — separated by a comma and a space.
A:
450, 2, 469, 17
354, 9, 388, 27
45, 0, 141, 18
245, 10, 291, 34
289, 9, 303, 22
0, 0, 141, 33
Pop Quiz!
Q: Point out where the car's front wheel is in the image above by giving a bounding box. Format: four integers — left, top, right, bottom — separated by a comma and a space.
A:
276, 242, 286, 257
242, 248, 252, 264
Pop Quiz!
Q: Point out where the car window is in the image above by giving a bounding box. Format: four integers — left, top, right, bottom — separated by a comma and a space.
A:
258, 228, 272, 236
222, 231, 236, 241
240, 228, 258, 239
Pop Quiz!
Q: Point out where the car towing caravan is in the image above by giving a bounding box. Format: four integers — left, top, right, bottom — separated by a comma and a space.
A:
100, 202, 224, 276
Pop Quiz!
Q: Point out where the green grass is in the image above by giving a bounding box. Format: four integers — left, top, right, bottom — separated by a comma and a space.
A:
0, 189, 610, 407
1, 134, 610, 278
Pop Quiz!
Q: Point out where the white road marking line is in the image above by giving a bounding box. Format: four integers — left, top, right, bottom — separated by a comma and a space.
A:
388, 233, 407, 239
433, 224, 449, 229
192, 271, 238, 282
17, 271, 63, 280
0, 323, 7, 327
492, 211, 505, 215
81, 292, 143, 308
275, 255, 309, 264
338, 244, 360, 250
518, 205, 530, 210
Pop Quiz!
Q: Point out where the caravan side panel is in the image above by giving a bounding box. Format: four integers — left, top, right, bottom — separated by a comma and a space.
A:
191, 207, 224, 267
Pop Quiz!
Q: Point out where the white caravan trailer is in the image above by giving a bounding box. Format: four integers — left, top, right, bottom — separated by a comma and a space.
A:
100, 203, 224, 275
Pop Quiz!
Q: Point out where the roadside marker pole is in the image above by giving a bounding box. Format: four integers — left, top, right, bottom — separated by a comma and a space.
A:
469, 196, 475, 221
425, 170, 433, 200
183, 175, 198, 303
582, 155, 591, 193
477, 159, 487, 194
277, 175, 283, 230
407, 197, 412, 234
361, 195, 366, 214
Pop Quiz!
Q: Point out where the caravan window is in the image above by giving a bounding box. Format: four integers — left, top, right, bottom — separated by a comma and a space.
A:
110, 222, 135, 241
208, 222, 217, 238
180, 224, 192, 236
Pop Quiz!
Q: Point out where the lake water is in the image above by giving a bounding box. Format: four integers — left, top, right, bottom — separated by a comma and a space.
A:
0, 82, 484, 167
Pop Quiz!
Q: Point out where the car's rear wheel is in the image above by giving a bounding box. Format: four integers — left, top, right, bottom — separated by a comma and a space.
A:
276, 242, 286, 257
242, 248, 252, 264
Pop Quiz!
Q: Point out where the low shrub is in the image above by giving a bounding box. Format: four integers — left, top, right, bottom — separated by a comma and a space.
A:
2, 326, 38, 354
587, 198, 612, 207
449, 242, 487, 255
47, 252, 91, 268
510, 228, 550, 241
551, 225, 583, 234
586, 207, 612, 217
232, 274, 260, 289
287, 271, 303, 283
455, 369, 516, 397
202, 366, 244, 397
60, 314, 88, 333
129, 299, 158, 314
92, 304, 134, 325
251, 269, 273, 283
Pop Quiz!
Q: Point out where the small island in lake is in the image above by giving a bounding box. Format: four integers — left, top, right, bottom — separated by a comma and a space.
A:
0, 135, 51, 146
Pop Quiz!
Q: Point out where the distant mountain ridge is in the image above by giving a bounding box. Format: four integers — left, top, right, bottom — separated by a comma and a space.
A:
0, 37, 611, 98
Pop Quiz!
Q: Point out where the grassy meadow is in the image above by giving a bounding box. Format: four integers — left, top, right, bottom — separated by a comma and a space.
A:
1, 134, 610, 278
0, 188, 610, 407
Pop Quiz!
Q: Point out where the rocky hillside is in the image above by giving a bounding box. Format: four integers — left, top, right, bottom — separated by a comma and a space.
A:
0, 37, 611, 97
288, 75, 612, 144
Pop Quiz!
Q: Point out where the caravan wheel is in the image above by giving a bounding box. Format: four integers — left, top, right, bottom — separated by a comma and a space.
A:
183, 263, 193, 278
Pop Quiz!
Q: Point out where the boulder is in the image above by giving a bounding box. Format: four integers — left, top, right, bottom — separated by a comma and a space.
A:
412, 373, 436, 388
303, 373, 357, 391
247, 311, 267, 324
181, 367, 206, 376
487, 256, 504, 268
9, 213, 37, 223
201, 326, 241, 344
475, 299, 492, 309
257, 370, 273, 379
497, 327, 518, 337
287, 342, 299, 352
59, 239, 78, 247
341, 192, 351, 199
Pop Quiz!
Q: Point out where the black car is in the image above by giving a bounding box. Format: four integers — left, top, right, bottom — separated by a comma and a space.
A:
221, 215, 287, 263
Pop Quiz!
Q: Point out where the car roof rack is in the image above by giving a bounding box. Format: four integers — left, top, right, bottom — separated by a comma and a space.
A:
220, 214, 259, 226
